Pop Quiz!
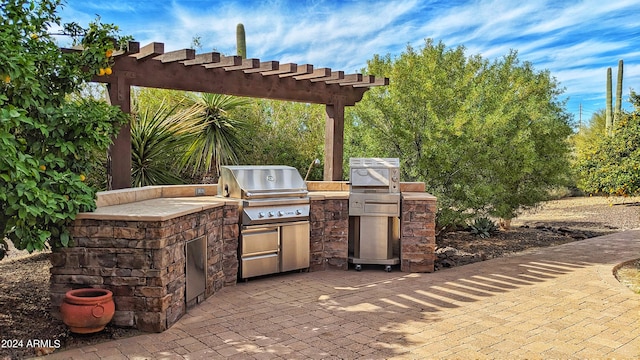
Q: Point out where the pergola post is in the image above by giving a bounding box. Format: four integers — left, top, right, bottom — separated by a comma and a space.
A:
324, 96, 345, 181
106, 76, 132, 190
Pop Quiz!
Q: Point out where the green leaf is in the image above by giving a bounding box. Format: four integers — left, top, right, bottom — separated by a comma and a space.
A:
60, 232, 70, 247
0, 2, 130, 251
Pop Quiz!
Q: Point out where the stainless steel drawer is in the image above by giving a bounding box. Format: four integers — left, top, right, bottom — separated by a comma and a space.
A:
241, 253, 279, 279
349, 192, 400, 217
241, 226, 279, 256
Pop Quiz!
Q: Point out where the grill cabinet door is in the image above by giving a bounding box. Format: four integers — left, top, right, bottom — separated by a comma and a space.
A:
280, 222, 310, 272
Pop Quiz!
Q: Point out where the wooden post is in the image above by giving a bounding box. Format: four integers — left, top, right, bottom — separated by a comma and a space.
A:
324, 96, 345, 181
107, 75, 132, 190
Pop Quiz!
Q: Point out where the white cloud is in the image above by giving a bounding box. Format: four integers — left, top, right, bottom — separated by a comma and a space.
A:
57, 0, 639, 118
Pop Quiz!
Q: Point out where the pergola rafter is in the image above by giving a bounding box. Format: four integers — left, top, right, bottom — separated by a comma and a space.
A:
84, 41, 388, 189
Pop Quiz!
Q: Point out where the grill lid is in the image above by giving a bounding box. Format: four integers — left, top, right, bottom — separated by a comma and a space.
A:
349, 158, 400, 192
218, 165, 308, 199
349, 158, 400, 168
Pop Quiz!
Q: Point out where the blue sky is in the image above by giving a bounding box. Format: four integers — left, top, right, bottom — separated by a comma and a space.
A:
56, 0, 640, 124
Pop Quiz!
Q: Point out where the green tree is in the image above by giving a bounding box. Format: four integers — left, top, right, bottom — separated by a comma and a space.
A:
0, 0, 129, 256
573, 109, 606, 149
349, 40, 573, 230
571, 109, 606, 187
576, 91, 640, 196
237, 99, 325, 179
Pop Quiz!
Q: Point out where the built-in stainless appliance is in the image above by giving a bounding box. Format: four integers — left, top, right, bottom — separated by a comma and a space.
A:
348, 158, 401, 272
186, 236, 206, 304
218, 166, 310, 279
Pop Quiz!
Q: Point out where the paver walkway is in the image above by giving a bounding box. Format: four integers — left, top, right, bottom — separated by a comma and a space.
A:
44, 230, 640, 359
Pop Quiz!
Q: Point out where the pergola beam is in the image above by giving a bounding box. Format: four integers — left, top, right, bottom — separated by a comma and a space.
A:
84, 41, 388, 188
182, 52, 221, 66
99, 56, 370, 106
155, 49, 195, 63
134, 42, 164, 60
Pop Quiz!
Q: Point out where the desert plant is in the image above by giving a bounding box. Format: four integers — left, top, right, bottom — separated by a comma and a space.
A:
606, 60, 624, 136
469, 217, 499, 238
181, 93, 251, 179
236, 23, 246, 59
130, 99, 205, 187
606, 67, 613, 135
614, 59, 624, 129
576, 91, 640, 196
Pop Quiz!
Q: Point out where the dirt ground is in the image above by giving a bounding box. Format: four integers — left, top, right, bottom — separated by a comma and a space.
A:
436, 196, 640, 267
1, 196, 639, 359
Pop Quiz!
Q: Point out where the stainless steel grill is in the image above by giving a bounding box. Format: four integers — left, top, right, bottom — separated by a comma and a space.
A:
218, 166, 310, 279
348, 158, 401, 272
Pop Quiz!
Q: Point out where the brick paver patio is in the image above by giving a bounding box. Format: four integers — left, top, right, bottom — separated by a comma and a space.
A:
44, 230, 640, 359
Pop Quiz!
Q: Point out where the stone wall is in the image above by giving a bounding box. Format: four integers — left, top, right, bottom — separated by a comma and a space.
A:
400, 193, 437, 272
309, 196, 349, 271
50, 202, 239, 333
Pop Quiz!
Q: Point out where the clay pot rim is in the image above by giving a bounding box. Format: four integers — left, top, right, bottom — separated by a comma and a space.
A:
64, 288, 113, 304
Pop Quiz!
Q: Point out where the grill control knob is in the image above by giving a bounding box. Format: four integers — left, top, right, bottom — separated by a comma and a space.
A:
278, 211, 285, 216
258, 212, 266, 218
268, 211, 275, 217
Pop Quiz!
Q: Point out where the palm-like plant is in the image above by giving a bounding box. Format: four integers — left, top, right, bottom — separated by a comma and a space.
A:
131, 99, 205, 187
182, 93, 251, 179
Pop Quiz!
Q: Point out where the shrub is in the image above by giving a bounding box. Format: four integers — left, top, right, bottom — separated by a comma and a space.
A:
0, 0, 129, 252
575, 93, 640, 196
469, 217, 499, 238
349, 40, 573, 231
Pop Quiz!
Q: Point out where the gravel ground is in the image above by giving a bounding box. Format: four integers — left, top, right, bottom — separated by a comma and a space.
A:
436, 196, 640, 268
1, 195, 639, 359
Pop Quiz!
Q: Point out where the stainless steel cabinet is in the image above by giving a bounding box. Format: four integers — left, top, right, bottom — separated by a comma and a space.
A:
239, 221, 310, 279
281, 221, 310, 272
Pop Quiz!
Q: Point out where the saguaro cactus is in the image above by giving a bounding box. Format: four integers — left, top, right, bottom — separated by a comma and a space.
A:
614, 59, 624, 128
236, 23, 246, 59
606, 67, 612, 136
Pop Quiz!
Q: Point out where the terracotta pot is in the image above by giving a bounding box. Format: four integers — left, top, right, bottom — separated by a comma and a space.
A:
60, 288, 115, 334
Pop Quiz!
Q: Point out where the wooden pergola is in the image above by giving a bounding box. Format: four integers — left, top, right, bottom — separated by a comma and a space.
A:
91, 41, 388, 189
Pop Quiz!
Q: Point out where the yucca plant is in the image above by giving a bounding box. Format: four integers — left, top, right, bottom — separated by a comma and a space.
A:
181, 93, 251, 179
469, 216, 499, 238
131, 99, 205, 187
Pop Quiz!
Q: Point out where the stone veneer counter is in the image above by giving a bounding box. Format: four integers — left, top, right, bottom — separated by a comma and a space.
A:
50, 189, 240, 333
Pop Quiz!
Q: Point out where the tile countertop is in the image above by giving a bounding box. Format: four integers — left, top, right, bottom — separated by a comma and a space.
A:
76, 196, 231, 222
306, 181, 427, 193
79, 184, 434, 222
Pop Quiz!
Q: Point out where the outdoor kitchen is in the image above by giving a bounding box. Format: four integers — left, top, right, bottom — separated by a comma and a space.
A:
49, 159, 436, 333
